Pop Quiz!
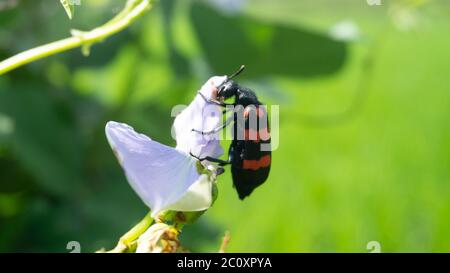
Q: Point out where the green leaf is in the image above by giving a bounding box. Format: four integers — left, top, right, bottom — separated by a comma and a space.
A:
190, 3, 347, 78
0, 84, 84, 197
60, 0, 75, 20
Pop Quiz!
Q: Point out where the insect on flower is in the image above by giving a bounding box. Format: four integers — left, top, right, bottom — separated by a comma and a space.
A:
191, 66, 272, 199
173, 76, 228, 169
105, 77, 228, 217
106, 121, 217, 217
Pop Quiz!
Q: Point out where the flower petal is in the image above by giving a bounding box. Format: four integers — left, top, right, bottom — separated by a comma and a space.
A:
167, 173, 213, 212
173, 76, 227, 160
105, 121, 202, 217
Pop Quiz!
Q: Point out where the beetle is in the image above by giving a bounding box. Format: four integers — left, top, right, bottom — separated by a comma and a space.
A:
190, 66, 271, 199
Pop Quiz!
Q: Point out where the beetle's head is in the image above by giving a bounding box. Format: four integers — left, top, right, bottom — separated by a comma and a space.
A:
217, 80, 239, 100
216, 65, 246, 101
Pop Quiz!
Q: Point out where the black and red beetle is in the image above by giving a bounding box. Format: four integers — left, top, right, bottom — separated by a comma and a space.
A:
191, 66, 271, 199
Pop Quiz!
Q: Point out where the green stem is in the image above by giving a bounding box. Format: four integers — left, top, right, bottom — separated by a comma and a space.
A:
107, 211, 154, 253
119, 211, 154, 245
0, 0, 154, 76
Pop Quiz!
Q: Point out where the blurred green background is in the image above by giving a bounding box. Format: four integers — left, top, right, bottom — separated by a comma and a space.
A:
0, 0, 449, 252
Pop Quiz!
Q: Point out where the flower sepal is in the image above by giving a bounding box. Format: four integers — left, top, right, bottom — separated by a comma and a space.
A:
155, 182, 218, 229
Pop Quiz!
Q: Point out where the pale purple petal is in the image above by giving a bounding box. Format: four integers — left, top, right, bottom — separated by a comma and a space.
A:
105, 121, 201, 217
167, 173, 213, 212
173, 76, 227, 161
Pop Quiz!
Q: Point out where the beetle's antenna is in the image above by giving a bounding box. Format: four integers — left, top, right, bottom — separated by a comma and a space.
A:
228, 65, 246, 80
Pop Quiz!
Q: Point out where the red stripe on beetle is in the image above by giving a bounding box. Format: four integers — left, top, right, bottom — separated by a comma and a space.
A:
244, 128, 271, 142
243, 107, 266, 119
242, 155, 271, 170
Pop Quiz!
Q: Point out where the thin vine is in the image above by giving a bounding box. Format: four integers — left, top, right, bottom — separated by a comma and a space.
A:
0, 0, 155, 75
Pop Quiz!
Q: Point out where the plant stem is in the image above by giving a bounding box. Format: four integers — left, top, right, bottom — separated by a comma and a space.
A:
0, 0, 154, 76
107, 211, 154, 253
119, 211, 154, 245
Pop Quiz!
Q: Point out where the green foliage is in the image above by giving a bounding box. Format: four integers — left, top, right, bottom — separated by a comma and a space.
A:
60, 0, 75, 20
190, 3, 346, 78
0, 0, 449, 253
0, 86, 83, 196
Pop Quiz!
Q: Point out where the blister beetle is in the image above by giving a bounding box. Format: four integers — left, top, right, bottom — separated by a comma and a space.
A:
191, 66, 271, 199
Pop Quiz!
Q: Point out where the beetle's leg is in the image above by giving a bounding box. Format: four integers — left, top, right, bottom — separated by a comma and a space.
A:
197, 92, 234, 107
189, 151, 202, 161
189, 152, 231, 166
215, 167, 225, 175
192, 116, 233, 135
200, 142, 235, 167
203, 157, 231, 166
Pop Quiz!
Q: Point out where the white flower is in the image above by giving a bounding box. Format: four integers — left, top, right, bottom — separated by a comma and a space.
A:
173, 76, 227, 164
105, 76, 227, 217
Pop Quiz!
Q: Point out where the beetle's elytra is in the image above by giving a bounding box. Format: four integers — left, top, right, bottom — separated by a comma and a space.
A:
191, 66, 271, 199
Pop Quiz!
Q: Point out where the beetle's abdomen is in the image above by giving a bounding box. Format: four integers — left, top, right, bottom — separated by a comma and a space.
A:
231, 105, 271, 199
